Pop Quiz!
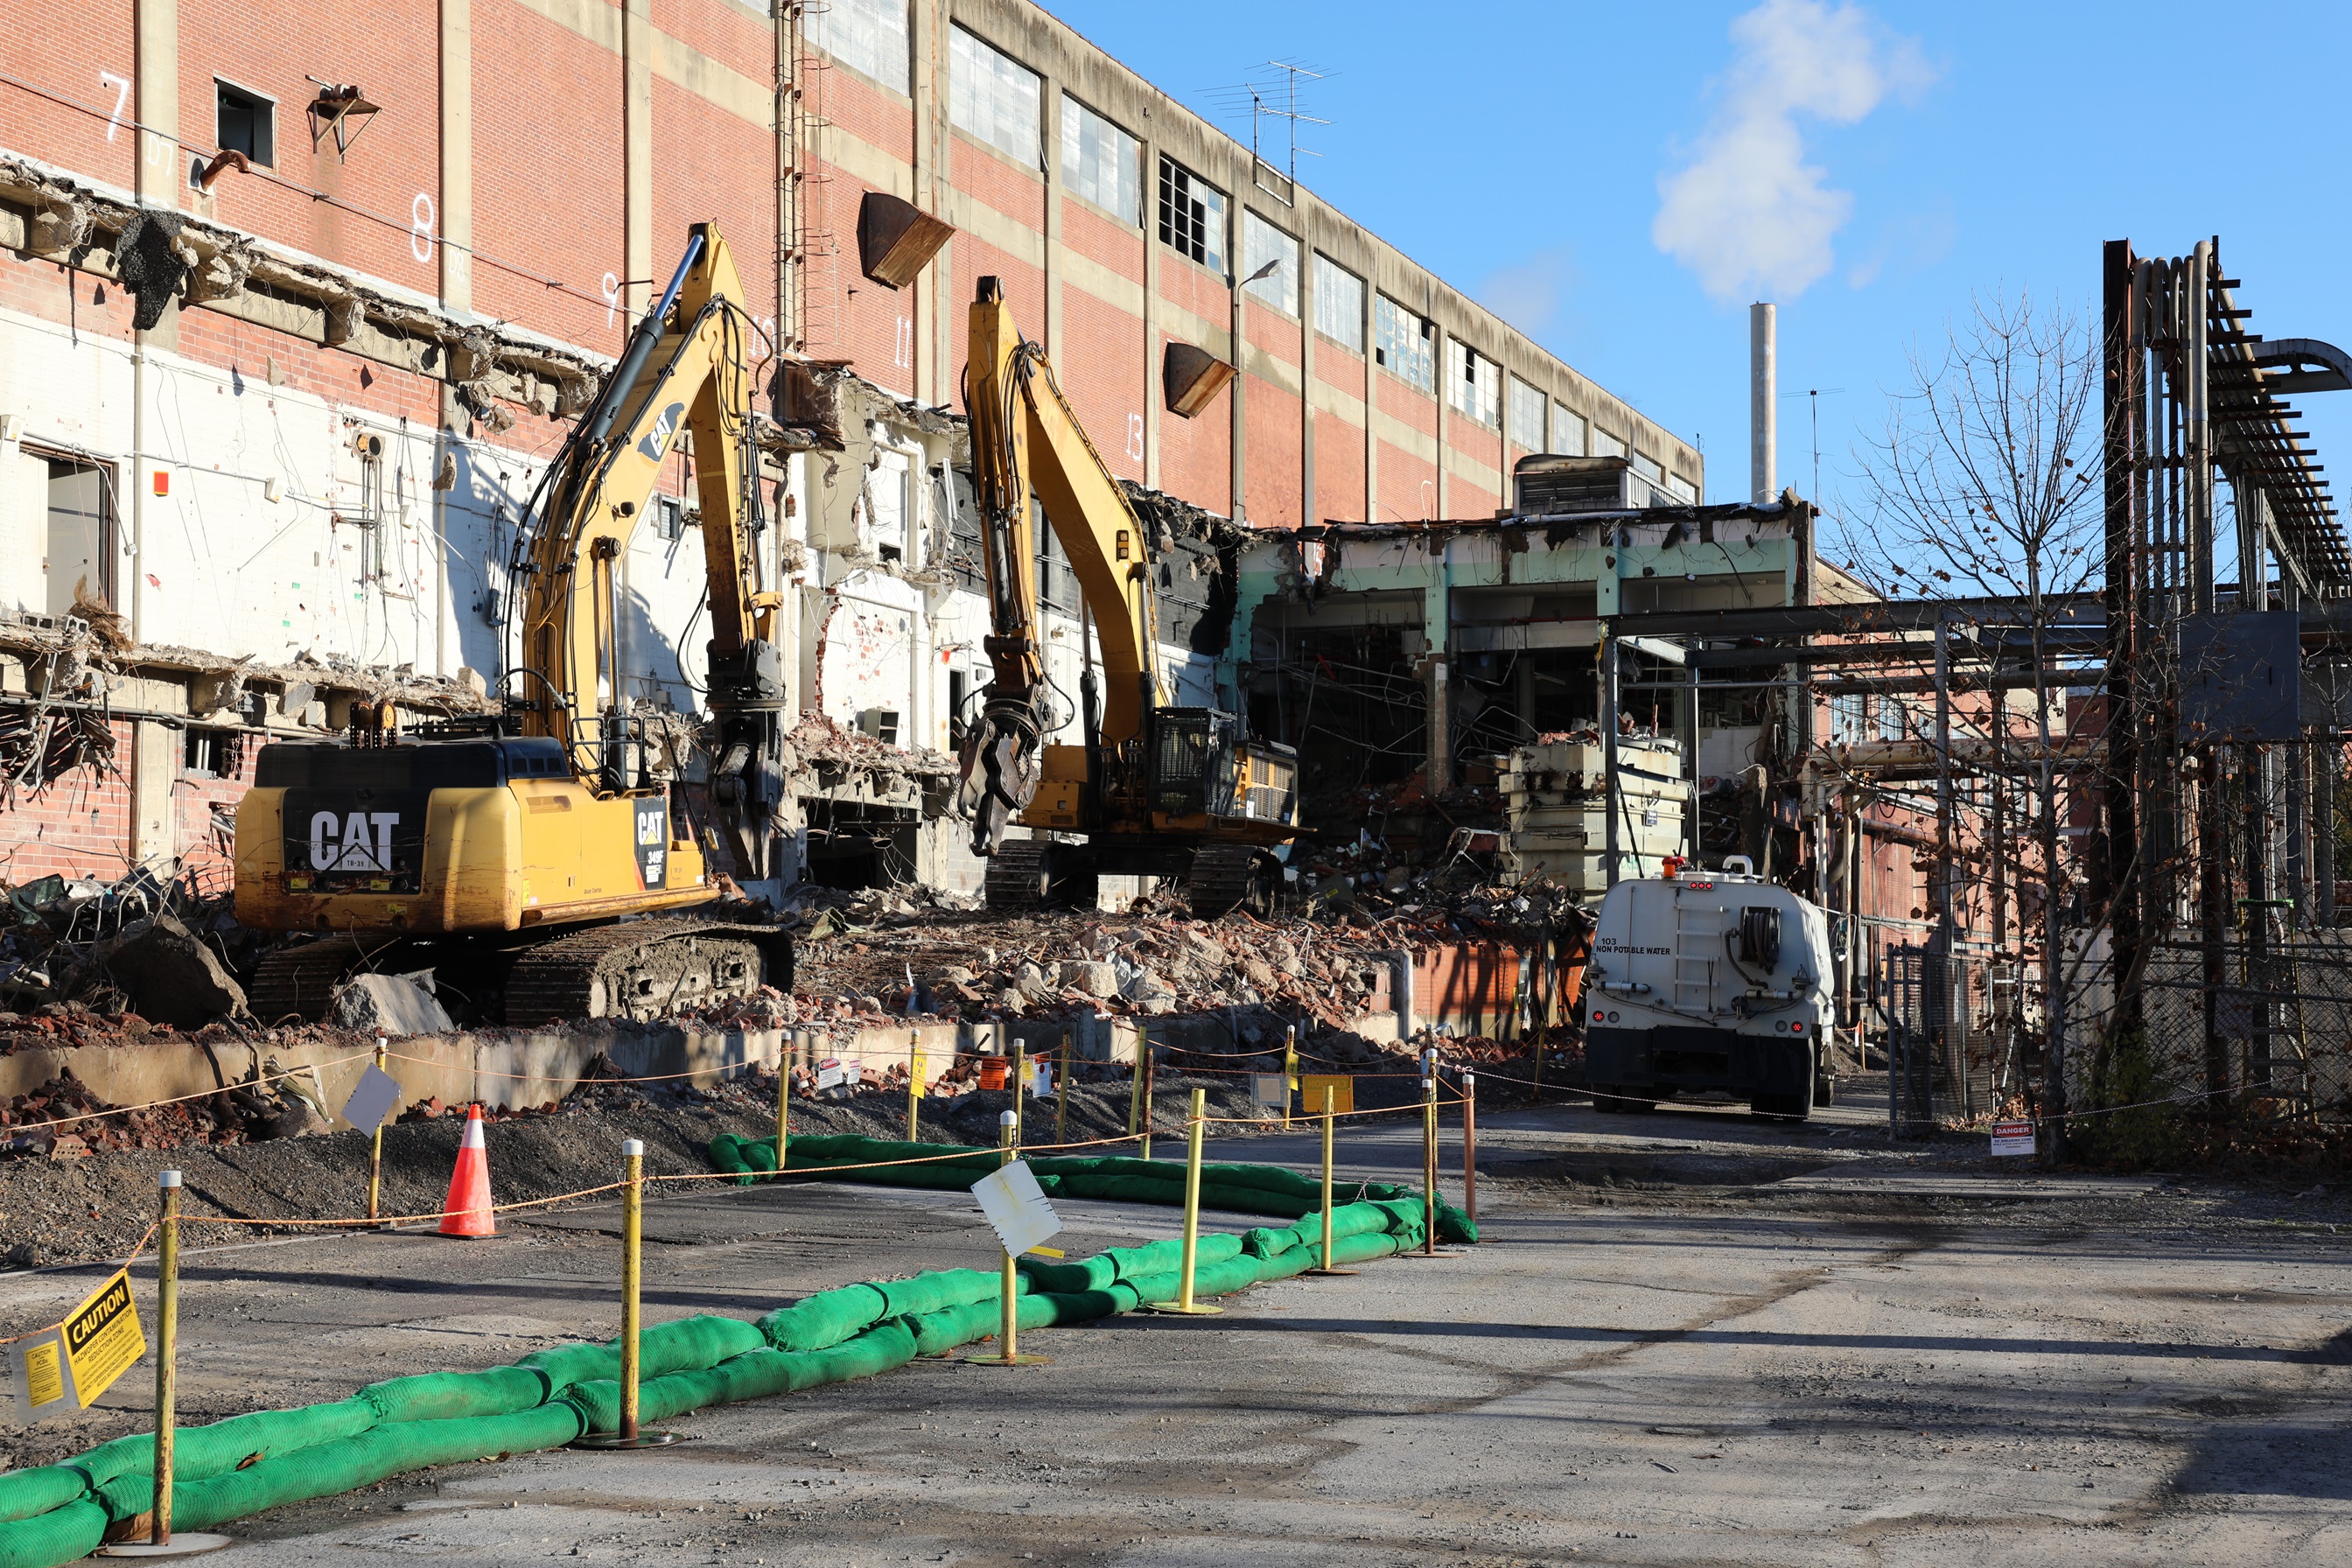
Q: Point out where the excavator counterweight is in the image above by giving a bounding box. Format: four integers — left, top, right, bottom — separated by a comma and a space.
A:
234, 225, 793, 1022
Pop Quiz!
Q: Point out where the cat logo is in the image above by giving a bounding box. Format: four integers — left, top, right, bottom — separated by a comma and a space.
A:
311, 810, 401, 872
635, 401, 688, 464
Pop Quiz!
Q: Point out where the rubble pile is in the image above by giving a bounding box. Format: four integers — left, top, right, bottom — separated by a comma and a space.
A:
0, 1068, 321, 1157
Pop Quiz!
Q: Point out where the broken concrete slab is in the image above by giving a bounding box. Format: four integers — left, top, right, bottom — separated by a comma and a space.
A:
330, 972, 454, 1038
102, 913, 247, 1027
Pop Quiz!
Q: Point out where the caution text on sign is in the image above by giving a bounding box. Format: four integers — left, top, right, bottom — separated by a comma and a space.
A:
60, 1270, 144, 1409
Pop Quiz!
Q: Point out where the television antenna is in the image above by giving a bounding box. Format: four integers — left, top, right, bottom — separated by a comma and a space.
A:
1201, 60, 1334, 192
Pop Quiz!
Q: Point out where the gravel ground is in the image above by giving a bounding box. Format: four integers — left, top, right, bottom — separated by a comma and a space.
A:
0, 1073, 1282, 1271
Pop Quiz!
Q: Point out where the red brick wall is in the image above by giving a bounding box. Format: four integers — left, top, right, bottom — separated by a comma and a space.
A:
0, 0, 139, 194
180, 0, 442, 298
1376, 371, 1438, 522
1313, 403, 1365, 526
472, 0, 628, 357
1, 724, 136, 884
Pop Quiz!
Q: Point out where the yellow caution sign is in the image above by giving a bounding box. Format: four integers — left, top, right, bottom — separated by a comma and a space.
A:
1298, 1074, 1354, 1115
60, 1269, 144, 1408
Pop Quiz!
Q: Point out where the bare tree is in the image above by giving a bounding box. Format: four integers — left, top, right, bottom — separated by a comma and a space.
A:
1839, 291, 2103, 1149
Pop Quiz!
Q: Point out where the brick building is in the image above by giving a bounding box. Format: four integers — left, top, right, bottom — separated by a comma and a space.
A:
0, 0, 1703, 891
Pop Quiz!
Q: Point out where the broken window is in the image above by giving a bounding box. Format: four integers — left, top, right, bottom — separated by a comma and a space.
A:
1880, 697, 1908, 742
1508, 376, 1545, 452
38, 450, 115, 620
1157, 156, 1225, 275
1446, 339, 1499, 430
1061, 96, 1139, 223
651, 494, 685, 542
1313, 253, 1363, 353
184, 726, 244, 780
866, 449, 911, 564
1373, 295, 1432, 391
1241, 210, 1298, 314
1551, 402, 1586, 457
949, 25, 1041, 168
215, 80, 274, 168
808, 0, 910, 94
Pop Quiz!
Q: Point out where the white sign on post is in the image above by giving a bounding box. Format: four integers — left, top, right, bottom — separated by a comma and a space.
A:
970, 1159, 1061, 1258
1990, 1119, 2037, 1157
1029, 1060, 1054, 1100
10, 1328, 79, 1425
338, 1064, 402, 1132
1250, 1074, 1287, 1107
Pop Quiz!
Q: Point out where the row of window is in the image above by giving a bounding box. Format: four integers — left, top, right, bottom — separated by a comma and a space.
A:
814, 0, 1690, 482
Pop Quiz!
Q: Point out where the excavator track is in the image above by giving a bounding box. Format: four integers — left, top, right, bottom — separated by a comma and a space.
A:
247, 935, 372, 1024
503, 920, 784, 1026
984, 840, 1052, 911
1186, 844, 1275, 920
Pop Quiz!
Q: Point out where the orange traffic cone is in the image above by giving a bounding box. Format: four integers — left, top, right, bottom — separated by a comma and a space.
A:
439, 1104, 497, 1237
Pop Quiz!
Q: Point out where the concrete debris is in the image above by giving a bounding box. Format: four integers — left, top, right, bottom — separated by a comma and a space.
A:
329, 972, 454, 1038
101, 912, 248, 1028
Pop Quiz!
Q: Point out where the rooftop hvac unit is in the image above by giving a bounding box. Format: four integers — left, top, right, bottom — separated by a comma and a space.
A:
1512, 454, 1642, 515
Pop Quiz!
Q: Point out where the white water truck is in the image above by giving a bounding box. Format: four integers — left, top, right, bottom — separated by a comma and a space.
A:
1581, 857, 1838, 1120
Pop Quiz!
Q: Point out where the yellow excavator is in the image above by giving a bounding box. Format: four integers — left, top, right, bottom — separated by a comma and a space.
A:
958, 277, 1298, 915
234, 224, 793, 1022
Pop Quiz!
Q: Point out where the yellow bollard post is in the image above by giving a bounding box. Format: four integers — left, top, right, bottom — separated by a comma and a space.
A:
1144, 1089, 1222, 1314
1014, 1045, 1029, 1151
906, 1030, 923, 1142
1422, 1073, 1440, 1256
1055, 1032, 1071, 1148
775, 1033, 792, 1180
1462, 1070, 1479, 1230
966, 1110, 1049, 1365
1127, 1026, 1144, 1146
1283, 1026, 1297, 1130
105, 1173, 231, 1557
1129, 1043, 1147, 1166
152, 1169, 178, 1544
1304, 1084, 1357, 1278
572, 1139, 677, 1448
368, 1035, 387, 1226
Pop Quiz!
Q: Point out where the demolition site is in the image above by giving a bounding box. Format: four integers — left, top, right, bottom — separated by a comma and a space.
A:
0, 0, 2345, 1564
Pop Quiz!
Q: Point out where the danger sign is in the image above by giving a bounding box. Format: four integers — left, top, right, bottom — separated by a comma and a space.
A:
60, 1270, 144, 1408
1990, 1119, 2037, 1158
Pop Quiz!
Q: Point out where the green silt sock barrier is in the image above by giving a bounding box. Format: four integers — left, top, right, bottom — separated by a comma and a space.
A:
0, 1162, 1453, 1567
708, 1134, 1478, 1244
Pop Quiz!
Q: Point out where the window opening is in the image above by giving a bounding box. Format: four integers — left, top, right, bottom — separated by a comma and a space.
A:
1312, 253, 1364, 352
1061, 97, 1139, 223
1157, 156, 1226, 274
806, 0, 910, 94
40, 452, 116, 620
1446, 340, 1499, 429
1373, 295, 1433, 391
1551, 403, 1586, 457
948, 25, 1041, 168
1508, 376, 1545, 451
215, 80, 275, 168
1241, 211, 1298, 314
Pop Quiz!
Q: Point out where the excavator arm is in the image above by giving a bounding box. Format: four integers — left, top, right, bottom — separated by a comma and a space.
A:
512, 223, 792, 886
959, 276, 1159, 852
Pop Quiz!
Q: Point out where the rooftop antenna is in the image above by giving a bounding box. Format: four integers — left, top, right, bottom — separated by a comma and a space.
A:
1201, 60, 1334, 198
1783, 385, 1844, 512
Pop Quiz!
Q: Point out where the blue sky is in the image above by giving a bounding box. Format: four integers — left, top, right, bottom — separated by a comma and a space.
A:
1046, 0, 2352, 543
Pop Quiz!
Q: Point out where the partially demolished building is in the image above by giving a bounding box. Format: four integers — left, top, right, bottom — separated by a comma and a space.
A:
0, 0, 1700, 901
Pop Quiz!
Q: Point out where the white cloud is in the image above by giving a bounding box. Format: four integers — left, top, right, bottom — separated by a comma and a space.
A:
1476, 248, 1578, 337
1652, 0, 1930, 304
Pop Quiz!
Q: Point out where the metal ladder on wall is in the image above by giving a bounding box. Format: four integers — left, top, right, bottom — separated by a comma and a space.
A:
1671, 897, 1713, 1013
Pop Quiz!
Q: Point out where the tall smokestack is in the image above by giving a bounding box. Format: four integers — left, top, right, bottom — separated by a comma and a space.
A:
1750, 302, 1776, 503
